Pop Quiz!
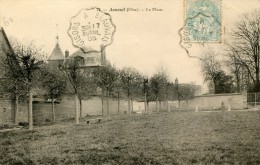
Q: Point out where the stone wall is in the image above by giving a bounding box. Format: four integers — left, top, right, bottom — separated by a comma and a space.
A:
33, 95, 145, 124
144, 93, 247, 112
0, 93, 28, 125
0, 95, 14, 124
187, 93, 246, 111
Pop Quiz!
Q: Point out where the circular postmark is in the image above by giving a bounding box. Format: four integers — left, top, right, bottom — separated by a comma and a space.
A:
68, 7, 116, 52
178, 0, 222, 59
185, 13, 221, 43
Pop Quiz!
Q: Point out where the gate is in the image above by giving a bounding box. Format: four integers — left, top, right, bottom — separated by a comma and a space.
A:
247, 93, 260, 107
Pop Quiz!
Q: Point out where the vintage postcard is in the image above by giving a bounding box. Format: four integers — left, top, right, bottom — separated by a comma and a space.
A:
0, 0, 260, 164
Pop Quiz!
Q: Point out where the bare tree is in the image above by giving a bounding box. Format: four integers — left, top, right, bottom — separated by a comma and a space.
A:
156, 65, 170, 111
200, 49, 222, 94
178, 83, 201, 105
143, 77, 149, 113
150, 73, 168, 112
0, 50, 27, 125
8, 40, 46, 130
60, 59, 96, 124
227, 10, 260, 91
93, 64, 118, 117
42, 65, 66, 122
120, 67, 142, 115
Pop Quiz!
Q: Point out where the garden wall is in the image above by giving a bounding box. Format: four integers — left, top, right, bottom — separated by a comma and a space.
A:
33, 95, 145, 124
0, 93, 28, 125
187, 93, 247, 111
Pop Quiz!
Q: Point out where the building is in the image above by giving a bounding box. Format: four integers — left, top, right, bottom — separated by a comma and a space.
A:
0, 27, 13, 79
66, 47, 107, 67
48, 36, 66, 67
0, 27, 27, 125
48, 35, 107, 68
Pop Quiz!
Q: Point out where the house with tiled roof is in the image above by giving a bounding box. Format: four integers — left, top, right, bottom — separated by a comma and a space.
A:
66, 47, 107, 67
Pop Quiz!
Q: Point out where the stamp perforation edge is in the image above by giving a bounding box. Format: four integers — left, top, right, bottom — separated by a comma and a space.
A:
182, 0, 223, 45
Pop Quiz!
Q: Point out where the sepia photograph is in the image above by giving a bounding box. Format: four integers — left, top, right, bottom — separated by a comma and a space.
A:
0, 0, 260, 164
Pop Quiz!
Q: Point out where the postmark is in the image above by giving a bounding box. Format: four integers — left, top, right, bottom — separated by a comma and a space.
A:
184, 0, 221, 43
68, 7, 116, 53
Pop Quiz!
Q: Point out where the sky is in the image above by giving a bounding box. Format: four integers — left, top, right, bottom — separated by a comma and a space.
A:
0, 0, 259, 92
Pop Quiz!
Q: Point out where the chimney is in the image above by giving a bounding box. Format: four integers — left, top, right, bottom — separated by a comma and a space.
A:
65, 50, 69, 58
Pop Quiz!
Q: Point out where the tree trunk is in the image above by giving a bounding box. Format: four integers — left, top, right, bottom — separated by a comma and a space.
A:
101, 89, 104, 116
167, 100, 170, 112
28, 90, 33, 130
14, 95, 19, 125
117, 91, 120, 115
235, 68, 241, 93
178, 100, 180, 110
75, 94, 79, 125
256, 66, 260, 92
128, 94, 131, 116
156, 96, 158, 113
52, 98, 55, 122
144, 92, 147, 114
106, 91, 109, 118
256, 45, 260, 92
79, 98, 83, 118
131, 98, 133, 114
147, 102, 150, 114
186, 99, 189, 109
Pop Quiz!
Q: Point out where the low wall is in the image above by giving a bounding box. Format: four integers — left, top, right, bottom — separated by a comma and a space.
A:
0, 93, 28, 125
33, 95, 145, 124
188, 93, 246, 110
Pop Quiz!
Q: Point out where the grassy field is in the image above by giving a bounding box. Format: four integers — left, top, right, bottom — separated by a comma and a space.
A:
1, 111, 260, 164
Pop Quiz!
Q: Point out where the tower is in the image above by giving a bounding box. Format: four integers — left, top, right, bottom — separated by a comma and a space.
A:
48, 35, 65, 67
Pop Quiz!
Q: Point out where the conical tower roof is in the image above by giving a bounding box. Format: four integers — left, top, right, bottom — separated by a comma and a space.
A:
49, 35, 64, 61
48, 43, 64, 60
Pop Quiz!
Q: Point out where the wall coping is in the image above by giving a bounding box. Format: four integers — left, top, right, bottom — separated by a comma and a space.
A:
195, 93, 242, 98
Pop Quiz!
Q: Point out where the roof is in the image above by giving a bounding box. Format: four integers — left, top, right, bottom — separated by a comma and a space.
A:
67, 49, 105, 67
48, 43, 64, 61
68, 48, 100, 59
68, 49, 86, 58
0, 27, 13, 80
0, 27, 13, 55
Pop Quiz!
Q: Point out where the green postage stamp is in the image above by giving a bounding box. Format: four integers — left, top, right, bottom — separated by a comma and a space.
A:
184, 0, 222, 43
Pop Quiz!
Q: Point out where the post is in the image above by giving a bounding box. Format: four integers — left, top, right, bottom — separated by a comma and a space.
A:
228, 104, 231, 111
255, 93, 257, 107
